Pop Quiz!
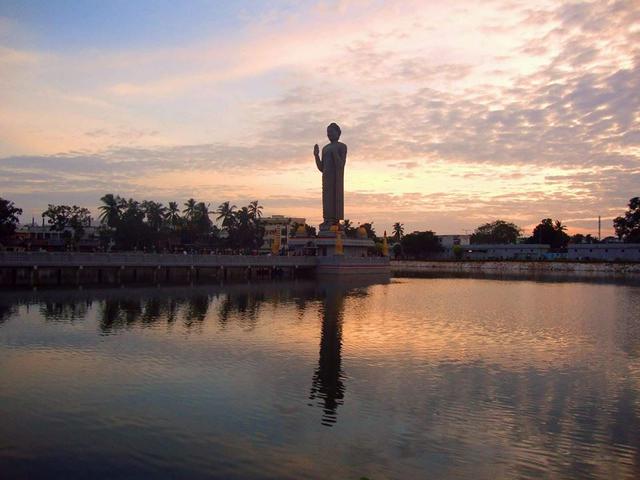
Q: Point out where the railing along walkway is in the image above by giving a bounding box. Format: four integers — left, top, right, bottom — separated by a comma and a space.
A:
0, 252, 316, 268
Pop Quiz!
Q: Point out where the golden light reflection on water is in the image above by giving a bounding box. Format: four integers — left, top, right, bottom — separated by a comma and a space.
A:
1, 277, 640, 479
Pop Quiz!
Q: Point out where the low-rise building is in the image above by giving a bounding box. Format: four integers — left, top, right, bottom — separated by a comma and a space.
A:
436, 234, 471, 249
460, 244, 550, 260
260, 215, 306, 253
567, 243, 640, 262
8, 224, 100, 251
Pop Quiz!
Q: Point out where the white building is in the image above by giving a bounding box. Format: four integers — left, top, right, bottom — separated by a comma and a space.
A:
260, 215, 306, 252
567, 244, 640, 262
461, 244, 550, 260
10, 224, 100, 251
436, 234, 471, 249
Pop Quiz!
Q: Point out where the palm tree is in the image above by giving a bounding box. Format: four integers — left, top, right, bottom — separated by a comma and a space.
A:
142, 201, 166, 232
236, 207, 251, 228
216, 201, 237, 228
343, 219, 356, 238
393, 222, 404, 241
98, 193, 122, 228
248, 200, 263, 221
166, 202, 181, 229
183, 198, 197, 222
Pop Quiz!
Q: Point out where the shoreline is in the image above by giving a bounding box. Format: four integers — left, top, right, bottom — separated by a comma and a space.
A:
391, 260, 640, 278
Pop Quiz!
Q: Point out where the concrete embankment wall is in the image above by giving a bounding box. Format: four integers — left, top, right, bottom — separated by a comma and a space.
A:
391, 260, 640, 278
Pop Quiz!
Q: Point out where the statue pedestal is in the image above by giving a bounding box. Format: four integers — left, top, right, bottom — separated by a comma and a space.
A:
288, 235, 374, 257
288, 235, 390, 276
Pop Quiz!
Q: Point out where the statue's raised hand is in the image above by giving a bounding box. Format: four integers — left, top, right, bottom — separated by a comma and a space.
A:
313, 144, 320, 157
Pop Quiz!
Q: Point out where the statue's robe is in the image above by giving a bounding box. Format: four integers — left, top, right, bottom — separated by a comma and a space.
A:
317, 141, 347, 225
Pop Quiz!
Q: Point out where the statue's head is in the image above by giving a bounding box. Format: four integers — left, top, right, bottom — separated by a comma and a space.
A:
327, 122, 341, 142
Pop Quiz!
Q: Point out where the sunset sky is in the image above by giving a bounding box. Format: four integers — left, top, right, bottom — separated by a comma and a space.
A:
1, 0, 638, 236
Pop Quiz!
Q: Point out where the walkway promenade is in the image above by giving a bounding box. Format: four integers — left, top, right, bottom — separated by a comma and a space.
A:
0, 252, 389, 286
0, 251, 316, 268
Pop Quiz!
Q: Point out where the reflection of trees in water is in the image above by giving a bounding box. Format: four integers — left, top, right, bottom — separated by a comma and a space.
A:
615, 289, 640, 359
309, 288, 346, 427
379, 361, 640, 478
100, 295, 206, 332
183, 295, 210, 327
40, 300, 92, 323
0, 304, 16, 324
217, 292, 265, 329
96, 287, 283, 332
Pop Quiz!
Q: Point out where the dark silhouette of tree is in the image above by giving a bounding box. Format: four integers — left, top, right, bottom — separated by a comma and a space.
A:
248, 200, 263, 221
216, 201, 237, 228
0, 197, 22, 244
98, 194, 122, 229
342, 219, 356, 238
614, 197, 640, 243
570, 233, 585, 244
527, 218, 570, 249
183, 198, 197, 222
401, 230, 443, 259
42, 204, 92, 248
470, 220, 521, 244
392, 222, 404, 242
142, 200, 167, 232
166, 202, 181, 229
360, 222, 377, 240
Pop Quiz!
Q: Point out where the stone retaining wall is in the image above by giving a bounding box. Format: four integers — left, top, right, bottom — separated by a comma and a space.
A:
391, 260, 640, 277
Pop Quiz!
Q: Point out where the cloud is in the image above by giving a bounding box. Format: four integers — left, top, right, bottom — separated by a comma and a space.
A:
0, 0, 638, 236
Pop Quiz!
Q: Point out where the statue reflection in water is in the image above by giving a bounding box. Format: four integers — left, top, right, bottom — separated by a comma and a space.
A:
309, 284, 346, 427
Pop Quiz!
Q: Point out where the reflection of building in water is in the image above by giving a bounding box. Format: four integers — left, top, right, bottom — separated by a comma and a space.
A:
309, 287, 345, 427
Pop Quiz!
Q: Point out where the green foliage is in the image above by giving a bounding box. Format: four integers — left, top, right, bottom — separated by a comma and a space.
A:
527, 218, 570, 249
360, 222, 377, 240
392, 222, 404, 241
452, 244, 463, 260
614, 197, 640, 243
248, 200, 263, 221
342, 219, 357, 238
304, 224, 317, 237
42, 204, 92, 246
0, 197, 23, 242
216, 201, 237, 228
400, 230, 443, 259
470, 220, 521, 244
95, 194, 268, 252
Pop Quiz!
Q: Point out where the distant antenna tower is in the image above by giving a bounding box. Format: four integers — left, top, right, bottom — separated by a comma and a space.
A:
598, 215, 601, 241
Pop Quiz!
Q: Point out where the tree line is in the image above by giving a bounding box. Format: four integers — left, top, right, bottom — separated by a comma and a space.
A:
1, 195, 639, 251
96, 195, 265, 252
0, 195, 267, 252
387, 196, 640, 258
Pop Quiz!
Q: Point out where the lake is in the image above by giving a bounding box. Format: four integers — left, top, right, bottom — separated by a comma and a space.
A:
1, 276, 640, 479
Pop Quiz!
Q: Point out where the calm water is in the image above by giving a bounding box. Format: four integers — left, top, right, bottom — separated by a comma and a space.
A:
1, 276, 640, 479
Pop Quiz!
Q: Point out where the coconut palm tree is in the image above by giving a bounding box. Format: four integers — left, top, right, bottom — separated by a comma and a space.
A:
98, 193, 122, 228
393, 222, 404, 241
142, 201, 166, 232
248, 200, 263, 221
216, 201, 237, 228
183, 198, 197, 222
343, 219, 356, 238
166, 201, 181, 229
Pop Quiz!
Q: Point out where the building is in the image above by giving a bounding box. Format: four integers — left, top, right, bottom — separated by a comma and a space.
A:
567, 243, 640, 262
437, 234, 471, 248
7, 224, 100, 251
260, 215, 306, 253
436, 234, 471, 249
460, 244, 550, 260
